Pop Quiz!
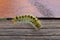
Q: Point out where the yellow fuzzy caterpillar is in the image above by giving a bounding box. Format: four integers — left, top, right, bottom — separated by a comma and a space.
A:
12, 15, 41, 31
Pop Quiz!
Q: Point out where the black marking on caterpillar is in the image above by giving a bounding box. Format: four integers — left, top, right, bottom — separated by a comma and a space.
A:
12, 15, 41, 31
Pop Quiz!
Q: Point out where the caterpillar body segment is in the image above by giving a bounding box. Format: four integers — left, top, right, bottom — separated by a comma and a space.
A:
12, 15, 41, 31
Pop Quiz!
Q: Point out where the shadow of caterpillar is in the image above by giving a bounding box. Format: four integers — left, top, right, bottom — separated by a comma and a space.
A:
12, 15, 41, 31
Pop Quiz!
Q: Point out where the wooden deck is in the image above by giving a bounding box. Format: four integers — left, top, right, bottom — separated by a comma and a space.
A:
0, 19, 60, 40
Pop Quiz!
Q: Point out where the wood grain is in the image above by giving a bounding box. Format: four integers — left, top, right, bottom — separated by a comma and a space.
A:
0, 19, 60, 40
0, 20, 60, 29
0, 36, 60, 40
0, 29, 59, 36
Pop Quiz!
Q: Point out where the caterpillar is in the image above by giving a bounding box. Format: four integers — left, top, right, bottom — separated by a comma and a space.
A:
12, 15, 41, 31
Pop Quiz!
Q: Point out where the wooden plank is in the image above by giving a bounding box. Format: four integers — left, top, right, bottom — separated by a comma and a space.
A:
0, 20, 60, 29
0, 20, 60, 40
0, 36, 60, 40
0, 36, 25, 40
0, 29, 59, 36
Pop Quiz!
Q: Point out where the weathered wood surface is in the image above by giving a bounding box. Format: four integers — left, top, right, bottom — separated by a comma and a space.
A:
0, 19, 60, 40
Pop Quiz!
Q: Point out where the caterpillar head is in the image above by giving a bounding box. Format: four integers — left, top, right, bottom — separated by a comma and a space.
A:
12, 15, 41, 31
